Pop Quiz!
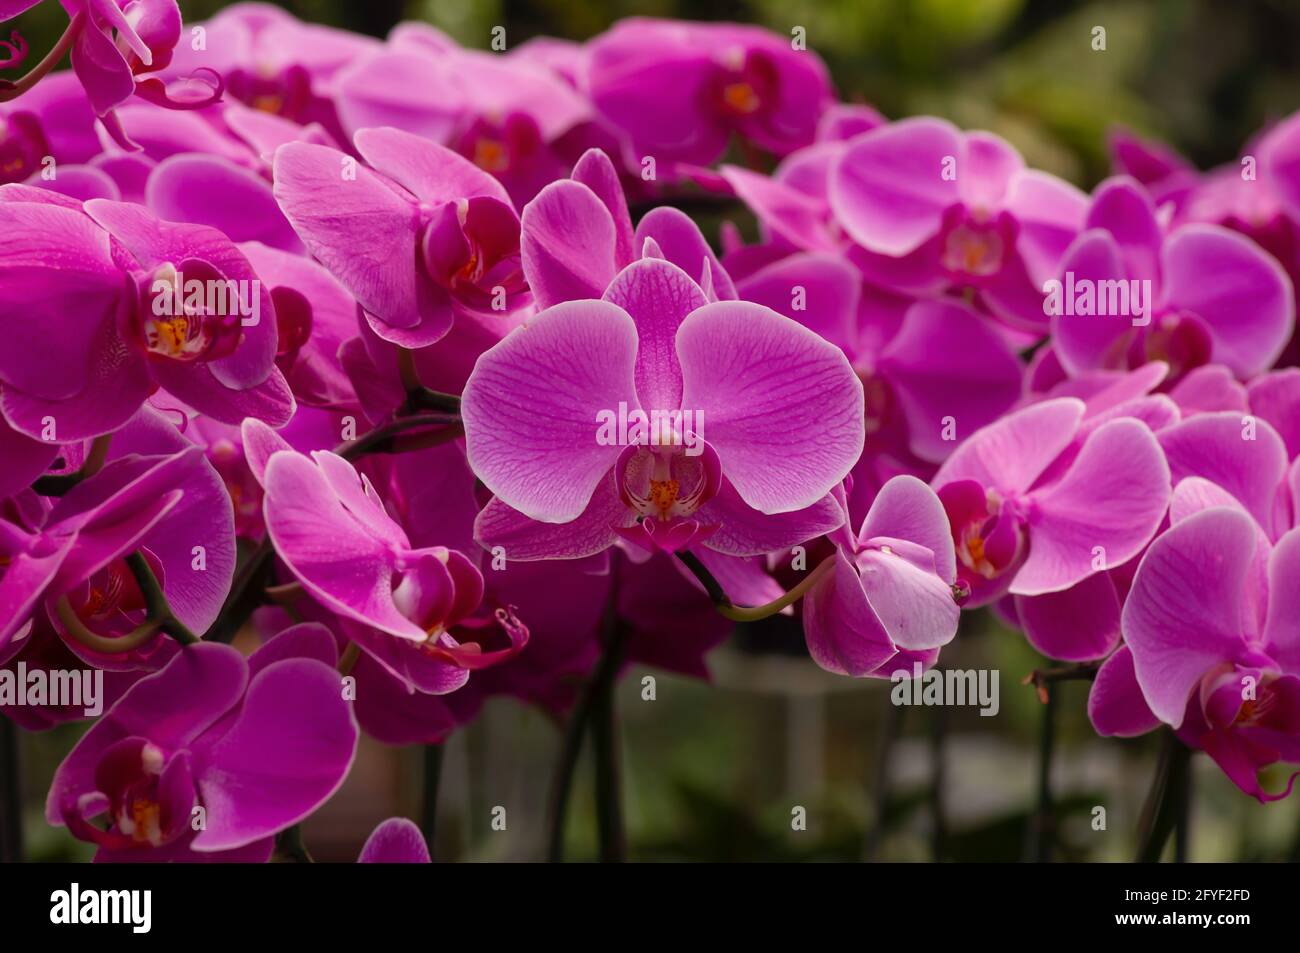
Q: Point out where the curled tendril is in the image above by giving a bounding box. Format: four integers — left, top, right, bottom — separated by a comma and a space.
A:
133, 67, 225, 111
0, 30, 28, 70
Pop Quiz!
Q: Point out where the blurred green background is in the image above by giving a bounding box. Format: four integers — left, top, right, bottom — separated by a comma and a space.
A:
15, 0, 1300, 183
7, 0, 1300, 862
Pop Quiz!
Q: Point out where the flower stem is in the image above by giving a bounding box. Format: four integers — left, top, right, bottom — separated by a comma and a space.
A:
1134, 729, 1192, 862
863, 695, 904, 861
545, 586, 629, 862
337, 642, 360, 677
274, 823, 313, 863
421, 744, 443, 859
0, 11, 84, 102
205, 539, 275, 644
31, 433, 112, 497
336, 412, 462, 460
591, 630, 628, 863
0, 717, 22, 863
396, 348, 463, 415
1025, 686, 1057, 862
55, 552, 199, 653
126, 552, 200, 644
676, 550, 833, 622
930, 704, 948, 862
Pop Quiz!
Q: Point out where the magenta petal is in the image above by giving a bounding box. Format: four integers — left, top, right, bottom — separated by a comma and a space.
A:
1263, 528, 1300, 674
735, 253, 860, 354
1170, 364, 1248, 415
520, 180, 619, 309
0, 420, 59, 498
802, 549, 896, 677
1087, 646, 1161, 737
146, 154, 303, 253
474, 475, 630, 561
0, 202, 124, 402
1247, 369, 1300, 459
603, 257, 706, 411
932, 398, 1084, 497
45, 644, 248, 825
358, 817, 430, 863
877, 299, 1023, 464
677, 301, 863, 514
721, 163, 839, 254
1084, 177, 1163, 282
857, 541, 959, 651
151, 362, 296, 429
240, 418, 294, 487
353, 127, 512, 206
1017, 572, 1122, 662
571, 148, 634, 267
1158, 412, 1289, 534
1123, 507, 1259, 727
1003, 170, 1087, 286
696, 481, 845, 558
830, 117, 962, 256
1050, 230, 1136, 376
272, 141, 422, 329
194, 657, 358, 851
71, 16, 136, 116
859, 475, 956, 585
262, 451, 422, 640
1162, 224, 1294, 377
462, 300, 640, 522
633, 207, 736, 300
1017, 419, 1170, 595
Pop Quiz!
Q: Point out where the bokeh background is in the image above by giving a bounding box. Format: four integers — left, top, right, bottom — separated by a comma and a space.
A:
7, 0, 1300, 861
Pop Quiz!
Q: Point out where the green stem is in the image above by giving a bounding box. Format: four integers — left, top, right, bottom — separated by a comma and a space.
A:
205, 539, 275, 644
676, 550, 833, 622
32, 433, 112, 497
336, 412, 462, 460
930, 705, 947, 862
421, 744, 443, 859
1134, 729, 1192, 862
863, 695, 903, 861
126, 552, 200, 644
1025, 688, 1057, 862
0, 11, 84, 102
591, 624, 629, 863
546, 585, 628, 862
396, 348, 463, 415
274, 824, 313, 863
55, 552, 199, 653
0, 718, 22, 863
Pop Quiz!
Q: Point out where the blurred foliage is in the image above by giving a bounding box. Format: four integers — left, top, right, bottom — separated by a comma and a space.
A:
10, 0, 1300, 186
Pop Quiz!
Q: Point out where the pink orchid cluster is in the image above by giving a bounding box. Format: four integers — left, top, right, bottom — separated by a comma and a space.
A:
2, 3, 1300, 865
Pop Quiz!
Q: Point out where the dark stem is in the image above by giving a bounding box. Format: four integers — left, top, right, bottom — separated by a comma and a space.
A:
863, 696, 904, 861
1174, 745, 1193, 863
0, 11, 84, 102
273, 823, 313, 863
929, 704, 947, 862
0, 718, 21, 863
421, 744, 443, 859
1134, 729, 1192, 862
32, 433, 112, 497
1025, 687, 1057, 862
125, 552, 200, 645
205, 539, 275, 644
545, 580, 628, 862
591, 626, 628, 863
337, 413, 462, 460
676, 549, 834, 622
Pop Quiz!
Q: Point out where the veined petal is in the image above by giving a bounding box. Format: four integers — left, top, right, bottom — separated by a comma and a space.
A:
462, 300, 640, 523
677, 301, 863, 514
